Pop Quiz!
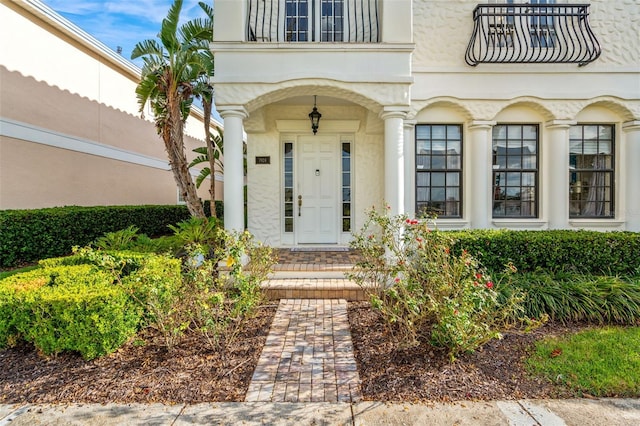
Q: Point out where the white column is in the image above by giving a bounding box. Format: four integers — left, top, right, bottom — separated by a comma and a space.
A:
545, 120, 574, 229
404, 120, 416, 217
380, 107, 408, 216
623, 121, 640, 231
468, 121, 495, 229
219, 106, 248, 232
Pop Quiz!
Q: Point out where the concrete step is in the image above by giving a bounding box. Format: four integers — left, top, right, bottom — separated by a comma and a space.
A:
261, 278, 370, 301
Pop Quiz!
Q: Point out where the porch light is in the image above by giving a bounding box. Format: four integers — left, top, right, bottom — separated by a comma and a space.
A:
309, 95, 322, 135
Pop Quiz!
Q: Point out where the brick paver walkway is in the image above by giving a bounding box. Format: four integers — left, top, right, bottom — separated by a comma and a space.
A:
245, 299, 362, 403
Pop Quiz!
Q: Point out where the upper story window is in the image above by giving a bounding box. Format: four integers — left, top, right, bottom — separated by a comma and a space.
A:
492, 125, 538, 218
465, 2, 601, 66
248, 0, 379, 43
569, 125, 615, 219
415, 125, 462, 219
284, 0, 344, 42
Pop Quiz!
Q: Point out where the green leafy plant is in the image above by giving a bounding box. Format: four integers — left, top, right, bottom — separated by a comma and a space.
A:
168, 217, 220, 256
349, 207, 522, 361
496, 271, 640, 325
93, 226, 141, 250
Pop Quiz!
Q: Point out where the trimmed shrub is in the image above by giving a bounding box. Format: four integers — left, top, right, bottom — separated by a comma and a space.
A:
0, 205, 191, 268
1, 251, 181, 358
0, 264, 141, 359
449, 230, 640, 276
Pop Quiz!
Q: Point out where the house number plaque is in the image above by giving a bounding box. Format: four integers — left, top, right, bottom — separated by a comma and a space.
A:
255, 156, 270, 165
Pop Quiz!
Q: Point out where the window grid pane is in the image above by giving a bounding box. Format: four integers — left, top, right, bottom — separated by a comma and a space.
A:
342, 142, 351, 231
492, 124, 538, 218
569, 124, 615, 218
415, 124, 463, 218
285, 0, 309, 41
283, 142, 294, 232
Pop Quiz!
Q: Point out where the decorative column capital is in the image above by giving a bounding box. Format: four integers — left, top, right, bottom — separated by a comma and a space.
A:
622, 120, 640, 133
380, 106, 409, 121
218, 106, 248, 120
469, 120, 496, 131
403, 119, 417, 129
545, 119, 576, 129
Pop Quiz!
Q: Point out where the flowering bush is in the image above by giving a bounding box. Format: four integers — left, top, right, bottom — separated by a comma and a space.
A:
349, 207, 522, 360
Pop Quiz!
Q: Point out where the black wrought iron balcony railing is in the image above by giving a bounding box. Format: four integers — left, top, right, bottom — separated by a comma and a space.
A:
246, 0, 379, 43
465, 4, 601, 66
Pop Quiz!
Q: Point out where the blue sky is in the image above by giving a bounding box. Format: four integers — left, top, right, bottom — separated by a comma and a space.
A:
42, 0, 208, 65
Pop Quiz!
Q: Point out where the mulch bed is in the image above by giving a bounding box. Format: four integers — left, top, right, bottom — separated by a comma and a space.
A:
1, 301, 591, 404
348, 301, 583, 403
0, 303, 278, 404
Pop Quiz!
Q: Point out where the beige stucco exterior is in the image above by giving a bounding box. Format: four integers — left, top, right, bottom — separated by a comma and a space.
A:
0, 0, 222, 210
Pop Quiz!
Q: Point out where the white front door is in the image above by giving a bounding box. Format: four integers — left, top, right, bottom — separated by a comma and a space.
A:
297, 135, 339, 244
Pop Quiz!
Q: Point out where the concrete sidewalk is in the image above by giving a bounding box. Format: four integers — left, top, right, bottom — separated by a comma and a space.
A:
2, 398, 640, 425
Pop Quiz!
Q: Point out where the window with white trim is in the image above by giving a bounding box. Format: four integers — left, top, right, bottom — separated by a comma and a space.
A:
569, 124, 615, 218
492, 124, 538, 218
415, 125, 462, 218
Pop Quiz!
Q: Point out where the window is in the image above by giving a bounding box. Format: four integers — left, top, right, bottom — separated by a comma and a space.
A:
283, 142, 294, 232
569, 125, 615, 218
341, 142, 351, 231
492, 125, 538, 218
415, 125, 462, 218
285, 0, 344, 42
530, 0, 557, 48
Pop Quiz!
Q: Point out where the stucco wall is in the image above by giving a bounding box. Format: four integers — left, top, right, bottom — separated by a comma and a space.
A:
412, 0, 640, 69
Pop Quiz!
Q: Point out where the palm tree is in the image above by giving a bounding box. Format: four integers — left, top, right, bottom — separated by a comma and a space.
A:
131, 0, 211, 218
191, 1, 220, 216
189, 125, 224, 216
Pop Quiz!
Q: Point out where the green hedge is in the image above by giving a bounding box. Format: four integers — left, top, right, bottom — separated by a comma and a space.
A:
0, 251, 181, 359
0, 205, 191, 268
448, 230, 640, 276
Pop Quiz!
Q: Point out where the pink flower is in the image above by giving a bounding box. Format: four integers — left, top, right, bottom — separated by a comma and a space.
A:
394, 277, 401, 283
368, 234, 374, 240
454, 309, 459, 315
416, 237, 423, 243
473, 281, 479, 286
444, 247, 450, 254
486, 281, 494, 289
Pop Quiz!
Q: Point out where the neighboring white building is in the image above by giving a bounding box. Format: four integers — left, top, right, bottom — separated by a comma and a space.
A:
211, 0, 640, 246
0, 0, 221, 210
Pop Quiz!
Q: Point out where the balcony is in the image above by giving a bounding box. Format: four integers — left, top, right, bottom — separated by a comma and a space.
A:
246, 0, 380, 43
465, 4, 601, 66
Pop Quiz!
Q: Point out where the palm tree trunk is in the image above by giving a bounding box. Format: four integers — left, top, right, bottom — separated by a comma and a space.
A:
164, 100, 205, 219
203, 97, 217, 218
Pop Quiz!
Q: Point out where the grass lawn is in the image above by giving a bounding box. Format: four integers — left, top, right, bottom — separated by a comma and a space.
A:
0, 265, 40, 280
527, 326, 640, 397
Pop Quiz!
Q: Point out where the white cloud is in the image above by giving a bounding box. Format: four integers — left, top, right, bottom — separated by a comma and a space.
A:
41, 0, 208, 62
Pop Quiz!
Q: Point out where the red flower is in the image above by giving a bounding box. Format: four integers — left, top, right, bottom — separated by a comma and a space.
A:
406, 219, 412, 224
410, 219, 419, 225
486, 281, 494, 289
444, 247, 450, 254
475, 273, 482, 280
416, 237, 423, 243
454, 309, 459, 315
394, 277, 401, 283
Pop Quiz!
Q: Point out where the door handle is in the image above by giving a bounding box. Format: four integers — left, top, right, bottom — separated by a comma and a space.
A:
298, 195, 302, 216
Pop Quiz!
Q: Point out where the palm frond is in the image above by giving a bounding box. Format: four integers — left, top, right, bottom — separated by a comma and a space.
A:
160, 0, 183, 52
198, 2, 214, 21
131, 39, 164, 60
189, 154, 209, 168
195, 167, 212, 188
